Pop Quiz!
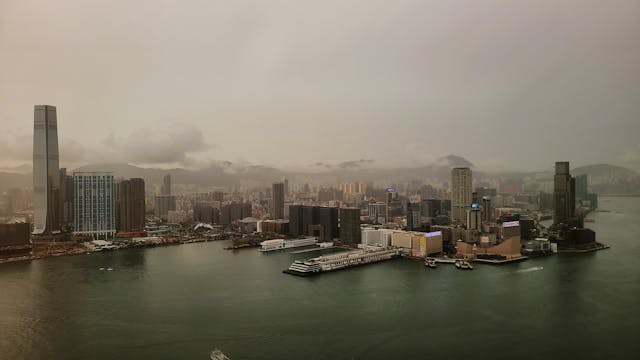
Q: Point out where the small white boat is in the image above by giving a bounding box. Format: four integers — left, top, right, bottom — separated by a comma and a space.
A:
259, 237, 317, 252
455, 259, 473, 270
210, 348, 230, 360
98, 267, 105, 271
107, 268, 114, 271
425, 257, 437, 268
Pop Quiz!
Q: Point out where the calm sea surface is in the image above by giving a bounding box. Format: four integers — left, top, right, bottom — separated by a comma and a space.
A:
1, 197, 639, 359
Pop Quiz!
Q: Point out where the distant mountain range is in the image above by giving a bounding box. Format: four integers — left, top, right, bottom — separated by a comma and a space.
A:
1, 158, 639, 195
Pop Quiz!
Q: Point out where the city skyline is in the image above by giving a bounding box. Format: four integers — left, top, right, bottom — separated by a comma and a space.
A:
1, 1, 640, 172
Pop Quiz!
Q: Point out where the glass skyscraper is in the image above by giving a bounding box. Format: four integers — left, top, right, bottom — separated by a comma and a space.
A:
32, 105, 60, 234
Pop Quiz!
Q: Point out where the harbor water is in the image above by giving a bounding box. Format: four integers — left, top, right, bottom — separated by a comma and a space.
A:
1, 196, 639, 359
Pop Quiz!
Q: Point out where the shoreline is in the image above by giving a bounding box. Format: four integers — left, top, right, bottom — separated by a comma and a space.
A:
0, 238, 214, 266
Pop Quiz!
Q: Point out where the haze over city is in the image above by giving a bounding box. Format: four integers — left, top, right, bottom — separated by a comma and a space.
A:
1, 0, 640, 172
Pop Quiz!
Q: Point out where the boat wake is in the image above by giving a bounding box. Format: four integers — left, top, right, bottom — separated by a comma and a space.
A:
515, 266, 543, 273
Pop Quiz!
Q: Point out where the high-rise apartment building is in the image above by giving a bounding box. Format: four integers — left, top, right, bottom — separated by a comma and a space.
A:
339, 207, 361, 246
406, 202, 421, 230
116, 178, 146, 232
193, 203, 219, 224
220, 202, 251, 225
73, 172, 116, 239
554, 162, 576, 225
155, 195, 176, 221
161, 174, 172, 195
421, 199, 442, 219
451, 167, 472, 223
271, 182, 285, 219
339, 182, 367, 195
368, 202, 387, 224
59, 168, 74, 230
33, 105, 61, 234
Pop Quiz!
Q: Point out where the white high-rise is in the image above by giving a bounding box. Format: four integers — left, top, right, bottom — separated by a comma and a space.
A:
451, 167, 472, 223
32, 105, 60, 234
73, 172, 116, 239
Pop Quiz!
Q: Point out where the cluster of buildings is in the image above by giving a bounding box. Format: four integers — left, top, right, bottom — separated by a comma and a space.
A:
0, 105, 602, 262
28, 106, 147, 241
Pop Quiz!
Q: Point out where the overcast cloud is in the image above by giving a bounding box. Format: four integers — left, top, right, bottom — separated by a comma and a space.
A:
1, 0, 639, 172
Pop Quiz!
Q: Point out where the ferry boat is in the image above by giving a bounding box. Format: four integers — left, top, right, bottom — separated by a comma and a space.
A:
455, 259, 473, 270
259, 237, 317, 252
425, 257, 437, 268
286, 260, 322, 275
284, 248, 399, 276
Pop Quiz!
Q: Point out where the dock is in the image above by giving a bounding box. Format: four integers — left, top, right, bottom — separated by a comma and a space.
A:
472, 256, 528, 265
289, 246, 338, 254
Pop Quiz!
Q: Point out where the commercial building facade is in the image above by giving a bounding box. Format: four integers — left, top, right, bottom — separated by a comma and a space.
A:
116, 178, 146, 232
339, 207, 361, 246
272, 183, 285, 219
554, 162, 576, 225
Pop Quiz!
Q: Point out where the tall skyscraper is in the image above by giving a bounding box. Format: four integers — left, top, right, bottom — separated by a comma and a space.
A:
451, 167, 472, 223
289, 204, 303, 236
73, 172, 116, 239
272, 182, 285, 219
32, 105, 61, 234
161, 174, 172, 195
116, 178, 146, 232
482, 196, 493, 224
554, 161, 576, 225
575, 174, 588, 200
339, 207, 361, 246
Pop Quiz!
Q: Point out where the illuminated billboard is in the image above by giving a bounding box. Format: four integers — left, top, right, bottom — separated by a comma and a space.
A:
502, 221, 520, 228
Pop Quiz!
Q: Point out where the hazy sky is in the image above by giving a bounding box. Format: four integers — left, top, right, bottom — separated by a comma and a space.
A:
1, 0, 639, 172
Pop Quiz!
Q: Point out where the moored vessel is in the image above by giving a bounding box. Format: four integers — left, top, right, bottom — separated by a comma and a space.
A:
259, 237, 317, 252
455, 259, 473, 270
425, 257, 437, 268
